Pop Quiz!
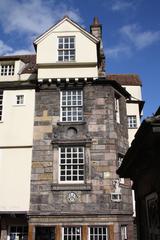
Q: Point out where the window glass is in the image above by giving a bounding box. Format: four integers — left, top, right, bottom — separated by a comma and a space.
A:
58, 37, 75, 61
61, 90, 83, 122
59, 147, 84, 182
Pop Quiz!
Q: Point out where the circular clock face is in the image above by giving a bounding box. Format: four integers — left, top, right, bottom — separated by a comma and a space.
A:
67, 192, 77, 202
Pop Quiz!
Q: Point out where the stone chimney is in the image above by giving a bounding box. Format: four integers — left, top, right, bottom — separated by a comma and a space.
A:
90, 17, 106, 77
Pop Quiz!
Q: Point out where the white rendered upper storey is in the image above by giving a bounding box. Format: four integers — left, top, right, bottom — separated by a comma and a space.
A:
107, 74, 144, 146
34, 16, 100, 79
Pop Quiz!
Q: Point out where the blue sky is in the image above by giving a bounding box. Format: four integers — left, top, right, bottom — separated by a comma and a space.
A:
0, 0, 159, 118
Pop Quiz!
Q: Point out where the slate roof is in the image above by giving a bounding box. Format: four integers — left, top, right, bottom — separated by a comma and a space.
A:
106, 74, 142, 86
0, 54, 37, 74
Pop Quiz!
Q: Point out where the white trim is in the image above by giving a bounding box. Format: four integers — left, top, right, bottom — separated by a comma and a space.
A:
34, 16, 99, 45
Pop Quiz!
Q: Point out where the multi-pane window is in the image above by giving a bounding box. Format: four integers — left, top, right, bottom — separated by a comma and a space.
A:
58, 36, 75, 61
59, 147, 84, 182
9, 226, 28, 240
0, 64, 14, 76
89, 227, 108, 240
115, 94, 120, 123
61, 90, 83, 122
0, 92, 3, 121
16, 95, 24, 105
63, 227, 81, 240
127, 115, 137, 128
120, 225, 128, 240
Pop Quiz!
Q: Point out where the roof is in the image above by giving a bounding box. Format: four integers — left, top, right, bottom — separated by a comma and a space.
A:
0, 54, 37, 74
34, 16, 99, 46
106, 74, 142, 86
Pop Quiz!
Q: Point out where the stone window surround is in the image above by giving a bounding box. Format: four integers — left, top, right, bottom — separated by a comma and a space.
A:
51, 140, 92, 191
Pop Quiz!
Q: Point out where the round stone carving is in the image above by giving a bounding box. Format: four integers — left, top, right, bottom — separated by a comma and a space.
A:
67, 127, 77, 137
67, 192, 77, 203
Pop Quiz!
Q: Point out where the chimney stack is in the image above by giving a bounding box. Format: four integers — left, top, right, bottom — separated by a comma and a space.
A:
90, 17, 106, 76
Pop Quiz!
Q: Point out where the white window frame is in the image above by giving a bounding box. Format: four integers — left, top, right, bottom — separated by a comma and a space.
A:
62, 227, 81, 240
127, 115, 137, 128
0, 91, 3, 121
88, 226, 108, 240
117, 154, 124, 184
115, 95, 120, 123
120, 225, 128, 240
60, 90, 83, 122
58, 36, 75, 62
0, 63, 15, 76
9, 225, 28, 240
59, 146, 84, 183
111, 193, 122, 202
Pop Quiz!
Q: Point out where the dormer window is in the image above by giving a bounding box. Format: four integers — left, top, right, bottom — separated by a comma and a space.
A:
0, 63, 15, 76
58, 36, 75, 61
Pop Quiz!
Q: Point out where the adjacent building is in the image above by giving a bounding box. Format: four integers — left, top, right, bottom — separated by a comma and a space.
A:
117, 107, 160, 240
0, 16, 143, 240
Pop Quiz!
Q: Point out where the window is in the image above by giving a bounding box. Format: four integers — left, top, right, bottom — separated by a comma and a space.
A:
111, 193, 122, 202
16, 95, 24, 105
0, 63, 14, 76
89, 227, 108, 240
0, 92, 3, 121
120, 225, 128, 240
9, 226, 28, 240
62, 227, 81, 240
127, 115, 137, 128
117, 154, 124, 168
115, 94, 120, 123
58, 36, 75, 61
61, 90, 83, 122
117, 154, 124, 184
59, 147, 84, 182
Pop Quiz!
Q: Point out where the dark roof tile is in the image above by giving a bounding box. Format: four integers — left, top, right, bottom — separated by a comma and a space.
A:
106, 74, 142, 86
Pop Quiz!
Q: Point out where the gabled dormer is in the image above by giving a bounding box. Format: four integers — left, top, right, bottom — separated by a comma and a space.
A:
34, 16, 100, 79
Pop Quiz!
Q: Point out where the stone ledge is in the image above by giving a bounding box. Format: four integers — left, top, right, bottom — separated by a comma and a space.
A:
57, 121, 86, 126
51, 183, 92, 191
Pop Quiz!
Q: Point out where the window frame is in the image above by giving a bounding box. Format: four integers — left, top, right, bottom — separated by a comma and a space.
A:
120, 225, 128, 240
15, 94, 25, 105
117, 153, 124, 184
114, 94, 120, 123
62, 226, 81, 240
127, 115, 137, 128
0, 63, 15, 76
58, 36, 75, 62
60, 90, 83, 122
59, 146, 85, 183
88, 226, 109, 240
0, 91, 3, 122
8, 225, 28, 240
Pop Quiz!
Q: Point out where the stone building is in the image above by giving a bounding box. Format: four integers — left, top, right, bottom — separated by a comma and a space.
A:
117, 107, 160, 240
0, 16, 143, 240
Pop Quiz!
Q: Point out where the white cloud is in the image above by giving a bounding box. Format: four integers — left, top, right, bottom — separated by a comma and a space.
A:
0, 0, 82, 35
120, 24, 160, 49
111, 0, 135, 11
106, 45, 131, 59
9, 49, 34, 56
0, 40, 13, 55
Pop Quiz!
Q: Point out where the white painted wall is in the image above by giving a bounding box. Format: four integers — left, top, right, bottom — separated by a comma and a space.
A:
36, 20, 98, 78
0, 89, 35, 146
38, 66, 98, 78
0, 148, 32, 211
124, 85, 142, 100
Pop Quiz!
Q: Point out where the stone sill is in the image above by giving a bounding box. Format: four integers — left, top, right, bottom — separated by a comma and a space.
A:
57, 121, 86, 126
51, 183, 92, 191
